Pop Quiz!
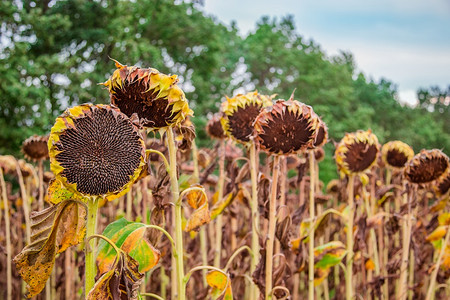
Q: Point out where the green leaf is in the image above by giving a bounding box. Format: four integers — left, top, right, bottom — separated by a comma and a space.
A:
97, 218, 160, 275
314, 241, 347, 270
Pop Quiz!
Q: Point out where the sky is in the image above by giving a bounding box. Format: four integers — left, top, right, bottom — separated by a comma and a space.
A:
202, 0, 450, 105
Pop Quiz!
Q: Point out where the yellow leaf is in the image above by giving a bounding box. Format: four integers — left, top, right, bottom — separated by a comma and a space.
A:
426, 226, 447, 242
206, 271, 233, 300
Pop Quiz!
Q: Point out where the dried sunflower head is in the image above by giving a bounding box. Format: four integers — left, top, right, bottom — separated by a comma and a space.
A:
17, 159, 34, 177
220, 91, 273, 145
435, 171, 450, 197
313, 119, 328, 148
381, 141, 414, 170
314, 147, 325, 162
0, 155, 17, 175
102, 60, 193, 129
254, 99, 319, 155
404, 149, 449, 184
48, 104, 146, 201
335, 129, 379, 176
22, 135, 49, 161
206, 113, 226, 140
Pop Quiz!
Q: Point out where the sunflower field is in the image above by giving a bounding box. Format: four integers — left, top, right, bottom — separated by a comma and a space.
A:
1, 1, 449, 300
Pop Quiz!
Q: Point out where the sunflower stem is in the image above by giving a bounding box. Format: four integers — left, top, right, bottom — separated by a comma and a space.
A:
308, 151, 316, 300
265, 155, 280, 300
249, 140, 261, 299
38, 159, 44, 210
85, 197, 99, 296
346, 174, 355, 300
398, 183, 412, 300
15, 162, 31, 244
214, 139, 226, 268
0, 168, 12, 300
166, 128, 186, 300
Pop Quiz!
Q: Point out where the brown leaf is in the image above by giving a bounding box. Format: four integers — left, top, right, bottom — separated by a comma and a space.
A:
184, 202, 211, 232
87, 251, 143, 300
275, 215, 292, 249
14, 200, 86, 297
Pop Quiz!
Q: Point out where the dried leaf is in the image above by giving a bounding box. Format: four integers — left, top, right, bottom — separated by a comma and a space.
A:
184, 202, 211, 232
206, 270, 233, 300
184, 185, 211, 231
14, 200, 86, 297
97, 218, 160, 275
276, 215, 292, 249
211, 189, 244, 220
87, 251, 143, 300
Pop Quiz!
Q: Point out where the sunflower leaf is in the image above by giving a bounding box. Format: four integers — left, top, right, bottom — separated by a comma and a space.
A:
13, 199, 86, 297
97, 218, 161, 275
206, 270, 233, 300
87, 251, 143, 300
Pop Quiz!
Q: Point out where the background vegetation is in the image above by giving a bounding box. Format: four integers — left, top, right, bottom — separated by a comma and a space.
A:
1, 0, 448, 183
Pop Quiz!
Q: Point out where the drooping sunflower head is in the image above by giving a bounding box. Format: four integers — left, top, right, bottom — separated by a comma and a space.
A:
220, 91, 273, 145
404, 149, 449, 184
435, 171, 450, 197
313, 119, 328, 148
335, 129, 379, 176
206, 113, 226, 140
48, 103, 146, 201
102, 60, 193, 129
0, 155, 17, 175
22, 135, 49, 161
381, 141, 414, 170
254, 99, 319, 155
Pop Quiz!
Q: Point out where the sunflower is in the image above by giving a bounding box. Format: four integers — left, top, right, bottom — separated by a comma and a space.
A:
404, 149, 449, 184
221, 91, 273, 145
48, 104, 146, 201
381, 141, 414, 170
22, 135, 49, 161
435, 171, 450, 197
335, 129, 379, 176
254, 99, 319, 155
206, 113, 226, 140
102, 60, 192, 129
313, 119, 328, 148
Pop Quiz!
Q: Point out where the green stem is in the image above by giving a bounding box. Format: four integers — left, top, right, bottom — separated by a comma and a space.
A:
308, 151, 315, 300
1, 168, 12, 300
346, 175, 355, 300
140, 293, 165, 300
249, 140, 260, 299
126, 188, 133, 220
184, 265, 228, 283
85, 197, 99, 296
214, 139, 225, 268
265, 155, 280, 300
426, 225, 450, 300
224, 245, 253, 271
166, 128, 185, 300
38, 159, 44, 210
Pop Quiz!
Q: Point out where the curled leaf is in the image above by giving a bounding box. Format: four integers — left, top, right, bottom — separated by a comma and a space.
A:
206, 270, 233, 300
184, 185, 211, 231
97, 218, 160, 275
14, 200, 86, 297
87, 251, 143, 300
